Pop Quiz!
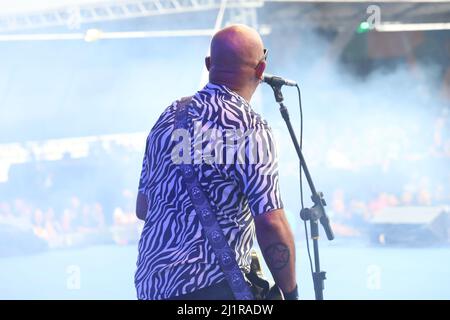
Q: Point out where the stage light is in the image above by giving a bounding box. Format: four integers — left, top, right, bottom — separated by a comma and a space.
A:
84, 28, 102, 42
356, 21, 371, 34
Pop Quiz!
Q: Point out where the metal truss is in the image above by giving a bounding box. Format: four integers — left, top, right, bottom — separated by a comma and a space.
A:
0, 0, 264, 32
227, 5, 259, 29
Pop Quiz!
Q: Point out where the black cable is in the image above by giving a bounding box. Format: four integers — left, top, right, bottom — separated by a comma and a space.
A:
295, 84, 315, 290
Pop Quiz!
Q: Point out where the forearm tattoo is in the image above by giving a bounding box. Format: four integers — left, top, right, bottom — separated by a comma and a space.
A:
264, 242, 290, 270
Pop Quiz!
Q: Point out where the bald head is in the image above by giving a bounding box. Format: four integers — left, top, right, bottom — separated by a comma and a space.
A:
210, 24, 264, 72
206, 24, 266, 101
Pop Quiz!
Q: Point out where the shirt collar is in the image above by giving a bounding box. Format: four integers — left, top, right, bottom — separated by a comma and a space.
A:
204, 82, 251, 107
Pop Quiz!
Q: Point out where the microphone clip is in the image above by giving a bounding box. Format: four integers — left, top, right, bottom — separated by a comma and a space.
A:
300, 192, 335, 241
268, 83, 285, 103
262, 73, 297, 103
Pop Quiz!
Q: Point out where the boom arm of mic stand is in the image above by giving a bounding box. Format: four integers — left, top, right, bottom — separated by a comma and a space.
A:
268, 84, 334, 300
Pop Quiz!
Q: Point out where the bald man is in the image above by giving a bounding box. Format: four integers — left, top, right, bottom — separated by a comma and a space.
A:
135, 24, 297, 300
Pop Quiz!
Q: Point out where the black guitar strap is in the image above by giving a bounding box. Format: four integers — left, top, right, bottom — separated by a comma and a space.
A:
173, 97, 255, 300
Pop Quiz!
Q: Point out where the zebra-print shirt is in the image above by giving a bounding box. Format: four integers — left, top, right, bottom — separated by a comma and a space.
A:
135, 83, 283, 300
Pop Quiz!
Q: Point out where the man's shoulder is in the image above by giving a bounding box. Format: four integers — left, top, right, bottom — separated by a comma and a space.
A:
160, 96, 194, 116
194, 88, 270, 131
224, 101, 271, 132
146, 100, 178, 139
244, 108, 271, 130
149, 96, 196, 136
177, 95, 194, 105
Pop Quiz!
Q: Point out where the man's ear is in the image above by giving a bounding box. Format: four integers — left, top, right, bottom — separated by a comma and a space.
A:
205, 56, 211, 71
255, 61, 266, 81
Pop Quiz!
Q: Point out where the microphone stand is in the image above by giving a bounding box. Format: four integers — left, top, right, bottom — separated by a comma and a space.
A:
268, 84, 334, 300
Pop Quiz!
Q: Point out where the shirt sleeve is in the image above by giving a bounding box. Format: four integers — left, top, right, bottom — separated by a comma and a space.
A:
233, 126, 284, 217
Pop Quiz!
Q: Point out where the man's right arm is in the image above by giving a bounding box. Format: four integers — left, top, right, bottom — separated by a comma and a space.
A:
254, 208, 297, 299
233, 125, 297, 297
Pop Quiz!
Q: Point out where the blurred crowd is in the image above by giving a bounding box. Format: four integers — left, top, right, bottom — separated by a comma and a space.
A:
0, 143, 144, 253
0, 108, 449, 251
0, 193, 141, 249
276, 108, 450, 238
327, 186, 449, 238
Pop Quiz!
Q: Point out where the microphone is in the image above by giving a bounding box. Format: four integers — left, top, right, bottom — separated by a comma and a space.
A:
263, 73, 297, 87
